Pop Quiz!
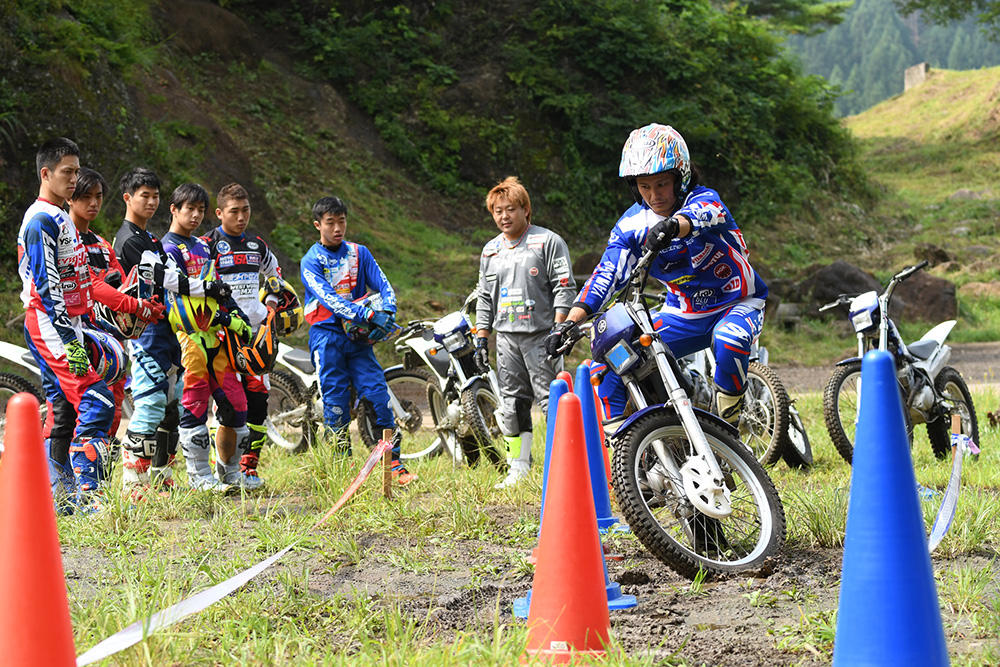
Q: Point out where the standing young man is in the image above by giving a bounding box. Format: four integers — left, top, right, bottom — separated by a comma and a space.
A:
161, 183, 249, 491
475, 177, 576, 488
300, 195, 415, 485
18, 138, 115, 509
113, 168, 231, 492
202, 183, 282, 490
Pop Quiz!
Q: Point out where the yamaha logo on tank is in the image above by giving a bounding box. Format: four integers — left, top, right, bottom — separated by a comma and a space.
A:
597, 319, 607, 333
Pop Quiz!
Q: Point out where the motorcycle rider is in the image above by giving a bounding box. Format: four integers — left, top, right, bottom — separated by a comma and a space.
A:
160, 183, 251, 491
113, 167, 232, 492
202, 183, 283, 490
545, 123, 767, 426
474, 177, 576, 488
18, 138, 115, 510
300, 195, 415, 485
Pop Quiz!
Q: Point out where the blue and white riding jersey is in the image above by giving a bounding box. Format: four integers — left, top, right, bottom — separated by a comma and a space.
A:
575, 186, 767, 318
300, 241, 396, 334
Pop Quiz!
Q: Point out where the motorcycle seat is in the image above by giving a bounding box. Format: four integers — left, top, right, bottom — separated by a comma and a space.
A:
907, 339, 937, 360
284, 348, 316, 374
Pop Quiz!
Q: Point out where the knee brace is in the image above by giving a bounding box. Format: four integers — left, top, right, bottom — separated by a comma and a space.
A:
180, 424, 212, 479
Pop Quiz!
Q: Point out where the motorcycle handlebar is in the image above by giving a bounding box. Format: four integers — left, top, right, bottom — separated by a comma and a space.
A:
818, 294, 857, 312
894, 260, 929, 283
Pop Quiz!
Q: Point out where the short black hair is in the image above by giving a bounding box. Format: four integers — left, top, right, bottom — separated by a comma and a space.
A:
170, 183, 210, 209
70, 167, 108, 201
120, 167, 161, 196
35, 137, 80, 181
312, 196, 348, 221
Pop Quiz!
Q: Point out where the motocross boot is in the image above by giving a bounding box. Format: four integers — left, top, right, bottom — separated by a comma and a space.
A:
122, 430, 155, 490
149, 428, 176, 491
69, 436, 111, 511
236, 422, 267, 491
46, 437, 76, 515
180, 425, 226, 492
495, 431, 532, 489
715, 390, 745, 430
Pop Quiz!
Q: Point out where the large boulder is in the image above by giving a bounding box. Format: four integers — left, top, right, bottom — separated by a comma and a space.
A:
793, 261, 881, 318
895, 272, 957, 323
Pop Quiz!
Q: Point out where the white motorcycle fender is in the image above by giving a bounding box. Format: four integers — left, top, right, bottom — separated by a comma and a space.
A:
917, 320, 956, 346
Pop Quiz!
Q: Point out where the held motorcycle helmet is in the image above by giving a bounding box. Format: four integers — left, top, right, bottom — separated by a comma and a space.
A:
259, 277, 304, 336
166, 290, 219, 334
81, 327, 127, 385
223, 311, 279, 376
343, 293, 398, 345
93, 266, 155, 339
619, 123, 692, 206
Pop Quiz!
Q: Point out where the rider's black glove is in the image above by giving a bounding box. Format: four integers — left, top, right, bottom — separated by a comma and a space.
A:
474, 336, 490, 374
644, 216, 680, 253
545, 321, 582, 358
204, 279, 231, 301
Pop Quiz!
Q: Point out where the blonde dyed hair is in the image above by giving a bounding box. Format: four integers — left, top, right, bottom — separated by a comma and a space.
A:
485, 176, 531, 223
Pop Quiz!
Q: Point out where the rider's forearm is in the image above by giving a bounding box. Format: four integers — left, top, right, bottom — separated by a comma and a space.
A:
565, 306, 588, 323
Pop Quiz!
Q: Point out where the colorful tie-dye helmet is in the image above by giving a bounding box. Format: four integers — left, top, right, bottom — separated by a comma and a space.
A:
166, 290, 219, 334
81, 327, 127, 385
618, 123, 692, 205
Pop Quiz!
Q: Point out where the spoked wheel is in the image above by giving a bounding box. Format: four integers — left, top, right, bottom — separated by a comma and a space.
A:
459, 378, 505, 466
823, 361, 862, 464
611, 410, 785, 579
267, 368, 314, 453
780, 402, 813, 469
926, 366, 979, 459
0, 373, 45, 456
740, 362, 790, 467
358, 368, 442, 459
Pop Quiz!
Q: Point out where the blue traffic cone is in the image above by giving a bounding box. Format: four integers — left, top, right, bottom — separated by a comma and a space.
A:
575, 362, 619, 531
538, 377, 570, 535
832, 350, 949, 666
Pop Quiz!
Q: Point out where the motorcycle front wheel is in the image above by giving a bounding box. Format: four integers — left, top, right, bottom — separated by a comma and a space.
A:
459, 378, 505, 466
0, 372, 45, 455
611, 410, 785, 579
780, 402, 813, 469
358, 368, 443, 459
267, 368, 314, 453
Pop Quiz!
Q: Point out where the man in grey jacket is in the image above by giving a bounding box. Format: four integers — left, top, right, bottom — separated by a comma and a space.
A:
475, 177, 576, 488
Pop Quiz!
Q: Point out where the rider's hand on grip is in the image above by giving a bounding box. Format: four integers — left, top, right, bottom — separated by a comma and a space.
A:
474, 336, 490, 374
644, 216, 680, 253
545, 320, 581, 358
367, 311, 395, 343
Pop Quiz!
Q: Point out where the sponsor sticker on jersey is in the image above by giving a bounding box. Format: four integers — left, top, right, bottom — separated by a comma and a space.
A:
691, 243, 714, 266
529, 266, 539, 276
671, 274, 695, 286
247, 241, 258, 250
723, 277, 741, 292
559, 277, 569, 286
704, 250, 725, 269
552, 257, 568, 273
219, 256, 234, 268
527, 234, 545, 248
714, 263, 732, 279
217, 240, 231, 254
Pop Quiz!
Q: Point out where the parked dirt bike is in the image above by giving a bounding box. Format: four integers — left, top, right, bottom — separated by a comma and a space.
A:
0, 341, 48, 451
819, 261, 978, 463
392, 292, 505, 465
582, 248, 786, 579
267, 341, 440, 457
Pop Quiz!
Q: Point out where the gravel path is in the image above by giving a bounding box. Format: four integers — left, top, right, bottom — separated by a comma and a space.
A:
772, 341, 1000, 394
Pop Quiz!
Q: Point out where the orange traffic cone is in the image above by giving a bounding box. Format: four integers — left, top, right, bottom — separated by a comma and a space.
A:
524, 392, 610, 662
556, 370, 573, 392
0, 393, 76, 665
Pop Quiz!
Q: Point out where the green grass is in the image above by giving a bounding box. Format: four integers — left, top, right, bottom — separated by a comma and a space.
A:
50, 386, 1000, 664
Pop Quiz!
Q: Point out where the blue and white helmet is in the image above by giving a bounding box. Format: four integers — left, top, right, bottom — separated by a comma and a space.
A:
82, 327, 127, 385
619, 123, 692, 195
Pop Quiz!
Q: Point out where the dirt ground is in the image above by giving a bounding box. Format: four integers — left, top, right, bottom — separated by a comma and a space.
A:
773, 341, 1000, 394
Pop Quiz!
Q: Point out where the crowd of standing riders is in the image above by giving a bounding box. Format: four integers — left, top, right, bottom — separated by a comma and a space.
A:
19, 122, 767, 511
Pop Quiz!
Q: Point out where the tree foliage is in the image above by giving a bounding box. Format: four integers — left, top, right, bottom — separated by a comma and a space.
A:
895, 0, 1000, 36
231, 0, 867, 235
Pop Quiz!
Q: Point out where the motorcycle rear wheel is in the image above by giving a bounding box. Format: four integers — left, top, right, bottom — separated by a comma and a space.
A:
0, 372, 45, 455
267, 368, 314, 453
358, 368, 443, 459
925, 366, 979, 459
611, 410, 785, 579
742, 362, 790, 467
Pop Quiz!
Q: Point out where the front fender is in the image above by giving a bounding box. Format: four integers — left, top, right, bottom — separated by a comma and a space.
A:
835, 357, 862, 367
612, 404, 738, 440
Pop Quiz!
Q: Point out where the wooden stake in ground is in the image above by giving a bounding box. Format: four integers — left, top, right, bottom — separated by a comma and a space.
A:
951, 414, 961, 460
382, 428, 392, 499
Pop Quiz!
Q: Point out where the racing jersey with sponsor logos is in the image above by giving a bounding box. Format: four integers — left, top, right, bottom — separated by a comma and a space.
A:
79, 229, 137, 315
300, 241, 396, 334
203, 226, 281, 329
476, 224, 576, 334
18, 199, 94, 344
575, 186, 767, 318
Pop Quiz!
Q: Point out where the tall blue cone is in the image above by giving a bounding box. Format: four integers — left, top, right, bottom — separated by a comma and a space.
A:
538, 378, 570, 536
575, 362, 619, 531
833, 350, 949, 666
